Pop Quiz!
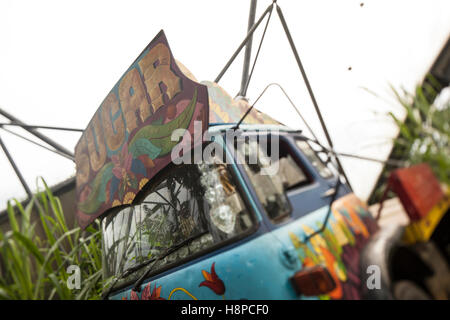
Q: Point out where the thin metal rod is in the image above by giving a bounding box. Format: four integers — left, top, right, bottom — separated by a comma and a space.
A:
0, 134, 32, 198
266, 83, 319, 141
214, 3, 274, 83
235, 82, 319, 142
275, 5, 353, 190
301, 135, 406, 166
239, 0, 258, 97
0, 126, 75, 161
330, 151, 406, 167
233, 82, 273, 129
0, 122, 83, 132
241, 4, 273, 97
304, 177, 342, 242
0, 108, 74, 157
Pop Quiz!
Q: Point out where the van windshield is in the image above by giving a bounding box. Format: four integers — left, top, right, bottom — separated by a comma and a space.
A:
101, 161, 254, 279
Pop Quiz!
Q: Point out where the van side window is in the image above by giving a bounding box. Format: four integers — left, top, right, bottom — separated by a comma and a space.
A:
237, 136, 311, 222
295, 140, 333, 179
102, 161, 254, 279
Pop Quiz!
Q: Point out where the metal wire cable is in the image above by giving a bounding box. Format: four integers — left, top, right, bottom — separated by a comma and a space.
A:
234, 82, 319, 142
0, 126, 75, 161
0, 108, 75, 157
0, 122, 83, 132
235, 82, 407, 167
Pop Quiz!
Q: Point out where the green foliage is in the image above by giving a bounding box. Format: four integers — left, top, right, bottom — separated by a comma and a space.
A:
0, 178, 112, 300
370, 76, 449, 203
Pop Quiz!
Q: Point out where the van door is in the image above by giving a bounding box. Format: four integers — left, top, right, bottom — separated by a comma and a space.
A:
231, 132, 379, 299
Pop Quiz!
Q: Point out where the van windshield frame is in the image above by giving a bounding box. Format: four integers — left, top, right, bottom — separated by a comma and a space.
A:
101, 159, 258, 282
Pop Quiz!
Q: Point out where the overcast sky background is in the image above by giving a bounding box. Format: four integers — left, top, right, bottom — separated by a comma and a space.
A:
0, 0, 449, 210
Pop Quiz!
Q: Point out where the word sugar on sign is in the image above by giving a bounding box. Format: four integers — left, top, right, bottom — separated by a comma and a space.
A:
74, 30, 209, 229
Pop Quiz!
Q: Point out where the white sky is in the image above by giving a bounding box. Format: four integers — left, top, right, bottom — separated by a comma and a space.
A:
0, 0, 449, 210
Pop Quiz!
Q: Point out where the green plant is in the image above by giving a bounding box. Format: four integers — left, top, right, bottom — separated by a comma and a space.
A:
0, 178, 112, 300
370, 76, 449, 203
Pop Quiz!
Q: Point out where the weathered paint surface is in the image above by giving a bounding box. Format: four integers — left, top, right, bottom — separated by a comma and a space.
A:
74, 31, 209, 228
113, 193, 378, 300
203, 81, 280, 125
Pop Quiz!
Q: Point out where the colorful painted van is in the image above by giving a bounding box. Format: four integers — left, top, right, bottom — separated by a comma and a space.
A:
103, 126, 382, 300
74, 31, 396, 300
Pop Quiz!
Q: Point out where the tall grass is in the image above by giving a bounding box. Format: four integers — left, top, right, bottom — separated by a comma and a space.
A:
370, 76, 449, 203
0, 178, 111, 300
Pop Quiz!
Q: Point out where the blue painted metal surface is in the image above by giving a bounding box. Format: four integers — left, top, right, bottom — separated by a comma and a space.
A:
109, 125, 379, 300
112, 201, 377, 300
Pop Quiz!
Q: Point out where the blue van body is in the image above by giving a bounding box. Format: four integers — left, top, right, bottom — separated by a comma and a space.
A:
108, 125, 379, 300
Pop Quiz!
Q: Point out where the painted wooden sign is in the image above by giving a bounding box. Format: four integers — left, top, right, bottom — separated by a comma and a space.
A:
75, 30, 209, 229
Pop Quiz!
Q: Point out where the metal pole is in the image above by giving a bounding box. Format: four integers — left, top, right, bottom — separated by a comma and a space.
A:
0, 108, 74, 157
0, 122, 83, 132
238, 0, 257, 97
215, 3, 274, 83
0, 134, 32, 198
275, 4, 353, 190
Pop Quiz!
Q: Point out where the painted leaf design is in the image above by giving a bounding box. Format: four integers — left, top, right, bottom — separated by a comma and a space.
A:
98, 165, 114, 202
152, 116, 164, 125
78, 162, 113, 214
129, 87, 198, 157
129, 138, 161, 159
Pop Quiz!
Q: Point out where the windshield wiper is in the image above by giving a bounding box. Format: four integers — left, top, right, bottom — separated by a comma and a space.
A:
102, 232, 207, 299
101, 257, 156, 300
131, 233, 206, 292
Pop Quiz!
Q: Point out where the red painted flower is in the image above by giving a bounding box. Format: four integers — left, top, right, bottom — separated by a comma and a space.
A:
130, 290, 139, 300
111, 144, 133, 180
199, 262, 225, 295
141, 282, 165, 300
127, 283, 165, 300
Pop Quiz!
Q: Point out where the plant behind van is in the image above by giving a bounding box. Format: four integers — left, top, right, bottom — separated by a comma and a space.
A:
0, 178, 109, 300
